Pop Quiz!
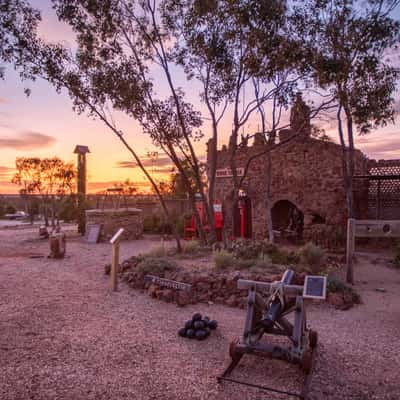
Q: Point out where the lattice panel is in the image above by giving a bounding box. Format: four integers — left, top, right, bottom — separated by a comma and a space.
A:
366, 160, 400, 219
369, 160, 400, 175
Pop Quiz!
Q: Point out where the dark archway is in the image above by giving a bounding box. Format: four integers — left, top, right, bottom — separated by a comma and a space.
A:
271, 200, 304, 238
233, 196, 252, 238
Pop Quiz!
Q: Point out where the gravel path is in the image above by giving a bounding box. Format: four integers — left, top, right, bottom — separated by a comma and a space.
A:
0, 227, 399, 400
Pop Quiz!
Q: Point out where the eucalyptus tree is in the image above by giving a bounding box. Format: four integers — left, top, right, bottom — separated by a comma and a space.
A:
291, 0, 400, 282
164, 0, 302, 242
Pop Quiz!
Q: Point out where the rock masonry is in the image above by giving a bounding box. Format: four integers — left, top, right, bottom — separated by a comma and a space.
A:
85, 208, 144, 241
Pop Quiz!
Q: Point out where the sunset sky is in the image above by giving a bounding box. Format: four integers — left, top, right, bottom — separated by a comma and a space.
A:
0, 1, 399, 194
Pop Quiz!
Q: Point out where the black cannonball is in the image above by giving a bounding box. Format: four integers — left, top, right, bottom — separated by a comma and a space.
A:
178, 327, 187, 338
192, 313, 202, 322
208, 320, 218, 330
185, 320, 194, 330
186, 329, 195, 339
204, 327, 211, 337
193, 320, 206, 330
203, 316, 210, 324
195, 329, 207, 340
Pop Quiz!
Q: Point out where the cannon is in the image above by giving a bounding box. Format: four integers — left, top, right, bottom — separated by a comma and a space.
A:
218, 269, 326, 399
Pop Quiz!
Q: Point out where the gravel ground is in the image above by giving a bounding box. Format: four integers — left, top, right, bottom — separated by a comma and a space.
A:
0, 227, 399, 400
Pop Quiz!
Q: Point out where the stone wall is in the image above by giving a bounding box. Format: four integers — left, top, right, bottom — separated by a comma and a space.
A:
85, 208, 143, 241
211, 136, 370, 239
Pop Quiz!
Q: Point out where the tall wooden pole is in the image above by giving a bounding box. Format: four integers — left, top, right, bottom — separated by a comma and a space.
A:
74, 145, 90, 235
346, 218, 355, 284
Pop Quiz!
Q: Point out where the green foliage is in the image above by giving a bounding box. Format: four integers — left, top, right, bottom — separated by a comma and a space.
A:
213, 250, 236, 269
292, 0, 400, 134
146, 245, 169, 258
327, 276, 361, 304
236, 255, 275, 271
137, 257, 178, 276
231, 238, 274, 260
299, 242, 326, 272
268, 247, 300, 265
182, 240, 201, 254
309, 224, 346, 249
231, 238, 299, 266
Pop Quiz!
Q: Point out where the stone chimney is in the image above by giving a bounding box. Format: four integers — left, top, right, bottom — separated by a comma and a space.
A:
290, 92, 311, 138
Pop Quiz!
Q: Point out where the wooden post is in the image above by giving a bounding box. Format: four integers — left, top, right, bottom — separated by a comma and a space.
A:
111, 243, 120, 291
110, 228, 124, 292
346, 218, 355, 284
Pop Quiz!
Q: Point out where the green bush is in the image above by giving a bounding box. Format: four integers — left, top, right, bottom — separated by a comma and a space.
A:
236, 258, 255, 269
143, 215, 162, 233
137, 257, 178, 275
231, 238, 275, 260
268, 247, 300, 265
182, 240, 201, 254
299, 242, 326, 272
214, 250, 236, 269
327, 276, 361, 304
146, 245, 169, 258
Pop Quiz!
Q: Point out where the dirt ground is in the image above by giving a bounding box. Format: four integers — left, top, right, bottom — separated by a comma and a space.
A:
0, 226, 399, 400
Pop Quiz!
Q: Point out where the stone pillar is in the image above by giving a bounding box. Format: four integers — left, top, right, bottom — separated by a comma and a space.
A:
290, 92, 311, 138
73, 145, 90, 234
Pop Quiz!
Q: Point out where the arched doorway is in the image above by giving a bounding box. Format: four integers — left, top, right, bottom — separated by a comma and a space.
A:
233, 196, 252, 238
271, 200, 304, 238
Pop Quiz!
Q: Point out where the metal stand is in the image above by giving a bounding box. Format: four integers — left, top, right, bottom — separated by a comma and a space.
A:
218, 270, 318, 399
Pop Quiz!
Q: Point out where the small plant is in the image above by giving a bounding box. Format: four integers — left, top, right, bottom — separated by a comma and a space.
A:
182, 240, 201, 254
299, 242, 326, 273
213, 250, 236, 269
236, 258, 255, 269
269, 247, 300, 265
327, 276, 361, 304
137, 257, 178, 275
146, 245, 168, 258
254, 255, 273, 269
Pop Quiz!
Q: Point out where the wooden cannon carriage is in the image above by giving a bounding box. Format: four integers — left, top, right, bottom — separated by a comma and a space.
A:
218, 269, 326, 399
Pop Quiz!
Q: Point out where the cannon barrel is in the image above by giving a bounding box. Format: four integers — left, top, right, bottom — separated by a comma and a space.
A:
261, 269, 295, 330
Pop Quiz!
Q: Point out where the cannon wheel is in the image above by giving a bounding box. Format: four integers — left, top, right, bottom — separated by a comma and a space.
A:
301, 349, 313, 375
309, 329, 318, 349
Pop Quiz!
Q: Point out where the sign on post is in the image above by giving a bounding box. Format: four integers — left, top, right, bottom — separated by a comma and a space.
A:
346, 219, 400, 284
110, 228, 125, 291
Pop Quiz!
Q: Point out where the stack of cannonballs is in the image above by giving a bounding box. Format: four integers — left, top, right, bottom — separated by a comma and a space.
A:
178, 313, 218, 340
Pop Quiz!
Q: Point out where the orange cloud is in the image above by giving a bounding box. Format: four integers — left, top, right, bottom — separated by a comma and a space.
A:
0, 166, 15, 179
0, 131, 56, 150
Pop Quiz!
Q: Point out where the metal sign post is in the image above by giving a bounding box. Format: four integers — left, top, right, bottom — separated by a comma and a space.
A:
110, 228, 125, 292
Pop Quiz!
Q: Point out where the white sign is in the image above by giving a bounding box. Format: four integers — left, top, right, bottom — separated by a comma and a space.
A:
216, 167, 244, 178
110, 228, 125, 244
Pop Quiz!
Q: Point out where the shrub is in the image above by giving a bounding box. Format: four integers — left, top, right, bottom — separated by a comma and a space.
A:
146, 245, 168, 258
254, 255, 273, 269
327, 276, 361, 304
137, 257, 178, 275
214, 250, 236, 269
236, 258, 255, 269
299, 242, 326, 272
182, 240, 201, 254
268, 247, 300, 265
143, 215, 162, 233
231, 238, 275, 260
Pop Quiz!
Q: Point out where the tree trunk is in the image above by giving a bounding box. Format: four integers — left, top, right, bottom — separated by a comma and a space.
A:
265, 148, 274, 243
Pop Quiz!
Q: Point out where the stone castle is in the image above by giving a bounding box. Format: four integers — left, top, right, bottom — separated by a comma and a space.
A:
208, 94, 400, 240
